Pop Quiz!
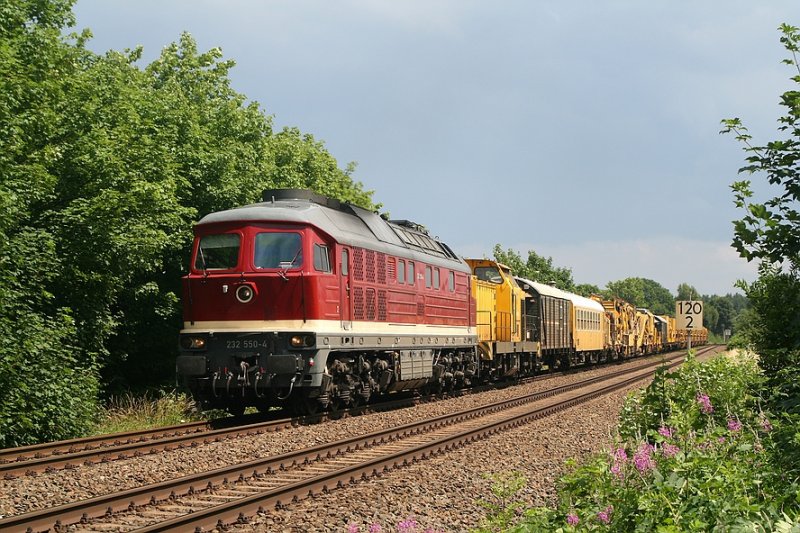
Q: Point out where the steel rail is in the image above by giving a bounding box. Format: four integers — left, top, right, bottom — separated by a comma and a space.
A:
135, 351, 700, 533
0, 345, 717, 480
0, 421, 209, 465
0, 346, 721, 533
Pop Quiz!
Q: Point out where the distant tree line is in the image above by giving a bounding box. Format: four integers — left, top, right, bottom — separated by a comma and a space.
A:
0, 0, 376, 446
492, 245, 749, 337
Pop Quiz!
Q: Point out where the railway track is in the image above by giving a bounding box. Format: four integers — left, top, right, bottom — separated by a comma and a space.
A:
0, 345, 721, 533
0, 347, 717, 480
0, 347, 711, 480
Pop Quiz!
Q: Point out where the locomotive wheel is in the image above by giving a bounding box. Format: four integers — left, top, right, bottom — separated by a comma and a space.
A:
329, 397, 346, 419
350, 385, 365, 408
295, 393, 320, 416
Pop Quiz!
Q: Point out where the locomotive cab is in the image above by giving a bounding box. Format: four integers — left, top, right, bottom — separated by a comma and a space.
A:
178, 219, 340, 413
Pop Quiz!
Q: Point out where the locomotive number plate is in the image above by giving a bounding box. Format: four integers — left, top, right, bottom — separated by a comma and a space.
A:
226, 340, 270, 350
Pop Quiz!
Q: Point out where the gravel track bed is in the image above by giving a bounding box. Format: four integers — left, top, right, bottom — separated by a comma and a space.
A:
0, 355, 675, 520
231, 383, 639, 533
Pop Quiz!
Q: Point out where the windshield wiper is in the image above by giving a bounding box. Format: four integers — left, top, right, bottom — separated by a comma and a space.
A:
278, 248, 302, 281
198, 245, 209, 277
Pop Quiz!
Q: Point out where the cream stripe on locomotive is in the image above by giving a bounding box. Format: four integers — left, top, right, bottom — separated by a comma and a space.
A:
183, 319, 476, 339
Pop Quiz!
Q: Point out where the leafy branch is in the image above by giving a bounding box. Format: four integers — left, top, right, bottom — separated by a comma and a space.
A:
722, 24, 800, 267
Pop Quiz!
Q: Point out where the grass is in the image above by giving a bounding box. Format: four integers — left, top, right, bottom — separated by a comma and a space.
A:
91, 390, 210, 436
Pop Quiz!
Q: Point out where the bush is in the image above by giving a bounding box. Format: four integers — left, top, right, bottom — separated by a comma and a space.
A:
506, 352, 799, 532
617, 351, 762, 441
0, 308, 99, 447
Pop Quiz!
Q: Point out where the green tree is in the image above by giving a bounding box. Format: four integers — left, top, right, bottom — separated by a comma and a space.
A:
574, 283, 603, 297
704, 295, 737, 336
703, 300, 720, 332
0, 0, 100, 446
722, 24, 800, 382
676, 283, 699, 301
606, 278, 645, 306
266, 127, 376, 210
606, 278, 674, 315
0, 1, 378, 445
722, 24, 800, 267
492, 244, 575, 290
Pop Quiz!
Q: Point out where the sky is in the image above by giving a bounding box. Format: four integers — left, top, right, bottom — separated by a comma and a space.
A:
72, 1, 800, 296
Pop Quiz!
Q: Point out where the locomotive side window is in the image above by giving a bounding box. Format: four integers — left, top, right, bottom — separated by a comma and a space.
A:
433, 268, 440, 290
398, 260, 406, 283
448, 271, 455, 292
195, 233, 240, 270
407, 262, 415, 285
425, 266, 432, 288
341, 249, 349, 275
313, 244, 331, 272
254, 232, 302, 269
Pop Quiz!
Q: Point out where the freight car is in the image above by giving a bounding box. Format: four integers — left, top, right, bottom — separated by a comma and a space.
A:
514, 278, 608, 369
177, 189, 707, 415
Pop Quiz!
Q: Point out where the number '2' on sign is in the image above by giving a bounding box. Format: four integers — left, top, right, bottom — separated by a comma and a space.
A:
676, 300, 703, 329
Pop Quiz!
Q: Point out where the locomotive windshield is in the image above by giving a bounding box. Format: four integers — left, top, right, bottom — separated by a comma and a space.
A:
254, 232, 303, 269
194, 233, 240, 270
475, 266, 503, 284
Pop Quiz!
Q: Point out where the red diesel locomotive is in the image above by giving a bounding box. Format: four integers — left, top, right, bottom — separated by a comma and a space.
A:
177, 189, 480, 414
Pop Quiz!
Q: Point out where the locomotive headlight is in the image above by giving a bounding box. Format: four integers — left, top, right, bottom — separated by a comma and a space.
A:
180, 336, 207, 350
290, 334, 315, 348
236, 284, 255, 303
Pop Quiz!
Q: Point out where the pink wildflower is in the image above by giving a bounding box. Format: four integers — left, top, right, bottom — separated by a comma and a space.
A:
348, 524, 360, 533
397, 518, 418, 532
727, 418, 742, 432
369, 524, 382, 533
697, 393, 714, 414
567, 513, 580, 526
614, 447, 628, 462
597, 505, 613, 524
658, 426, 674, 438
662, 443, 680, 458
633, 442, 656, 473
610, 447, 627, 479
760, 416, 773, 432
718, 436, 726, 444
